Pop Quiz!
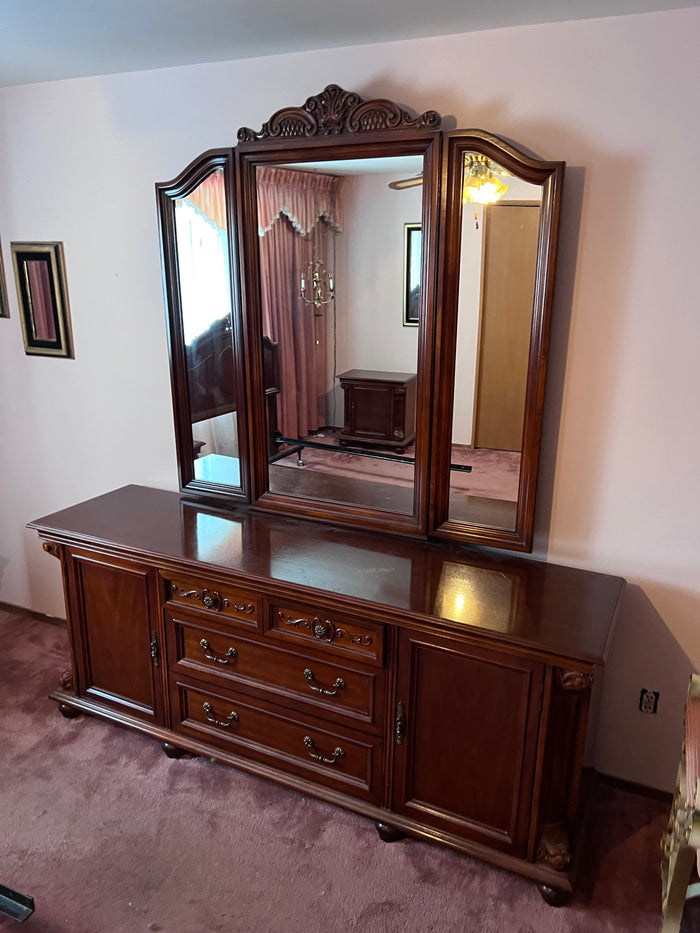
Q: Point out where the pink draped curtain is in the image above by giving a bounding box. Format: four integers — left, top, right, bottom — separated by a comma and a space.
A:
257, 167, 343, 440
186, 169, 227, 231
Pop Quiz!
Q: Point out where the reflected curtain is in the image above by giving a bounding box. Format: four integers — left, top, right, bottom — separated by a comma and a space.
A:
257, 167, 343, 440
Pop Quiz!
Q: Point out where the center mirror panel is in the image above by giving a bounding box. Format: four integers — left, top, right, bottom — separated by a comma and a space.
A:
238, 141, 439, 535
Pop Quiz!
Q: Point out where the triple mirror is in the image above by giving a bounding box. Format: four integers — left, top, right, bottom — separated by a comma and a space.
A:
157, 86, 563, 551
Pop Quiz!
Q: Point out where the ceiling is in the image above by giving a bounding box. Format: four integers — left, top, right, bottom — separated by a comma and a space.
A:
1, 0, 696, 88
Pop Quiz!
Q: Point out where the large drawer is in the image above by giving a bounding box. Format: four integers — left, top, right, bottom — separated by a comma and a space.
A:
171, 678, 384, 803
267, 600, 384, 667
166, 611, 385, 730
162, 571, 260, 631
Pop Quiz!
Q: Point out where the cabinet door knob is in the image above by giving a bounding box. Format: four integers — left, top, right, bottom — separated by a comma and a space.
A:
395, 700, 405, 745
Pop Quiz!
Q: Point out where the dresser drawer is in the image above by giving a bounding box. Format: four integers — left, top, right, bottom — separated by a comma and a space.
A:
162, 571, 260, 630
171, 679, 384, 803
267, 601, 384, 667
167, 612, 384, 729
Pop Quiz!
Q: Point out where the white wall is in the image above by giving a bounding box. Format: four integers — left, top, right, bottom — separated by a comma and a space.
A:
338, 172, 421, 373
1, 8, 699, 791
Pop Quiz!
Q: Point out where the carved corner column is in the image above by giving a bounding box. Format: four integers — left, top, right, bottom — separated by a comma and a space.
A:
531, 666, 595, 875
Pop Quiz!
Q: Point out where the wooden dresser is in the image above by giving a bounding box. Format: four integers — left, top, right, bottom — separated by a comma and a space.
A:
30, 484, 623, 903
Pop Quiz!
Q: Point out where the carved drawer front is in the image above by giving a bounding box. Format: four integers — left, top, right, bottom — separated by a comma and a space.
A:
163, 572, 260, 629
167, 613, 384, 730
268, 601, 384, 667
172, 679, 383, 803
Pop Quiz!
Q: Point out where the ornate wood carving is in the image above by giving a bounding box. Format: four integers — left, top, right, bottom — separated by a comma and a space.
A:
536, 823, 571, 871
42, 541, 61, 559
59, 668, 74, 691
555, 669, 594, 692
237, 84, 441, 142
277, 610, 373, 646
171, 583, 254, 615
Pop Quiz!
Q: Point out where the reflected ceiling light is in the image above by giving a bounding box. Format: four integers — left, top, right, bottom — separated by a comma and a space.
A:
462, 155, 509, 229
388, 174, 423, 190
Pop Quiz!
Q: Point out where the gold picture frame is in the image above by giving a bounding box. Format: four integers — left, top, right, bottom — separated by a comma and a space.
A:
11, 241, 74, 358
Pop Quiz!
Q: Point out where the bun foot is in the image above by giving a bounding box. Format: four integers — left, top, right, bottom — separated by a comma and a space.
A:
538, 884, 571, 906
58, 703, 81, 719
376, 822, 406, 843
163, 742, 189, 759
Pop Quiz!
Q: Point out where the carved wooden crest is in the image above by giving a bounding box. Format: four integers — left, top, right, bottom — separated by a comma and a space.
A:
237, 84, 441, 142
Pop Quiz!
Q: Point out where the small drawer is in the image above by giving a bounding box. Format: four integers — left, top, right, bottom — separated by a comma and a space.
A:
268, 601, 384, 667
163, 572, 260, 629
172, 679, 383, 803
167, 613, 384, 729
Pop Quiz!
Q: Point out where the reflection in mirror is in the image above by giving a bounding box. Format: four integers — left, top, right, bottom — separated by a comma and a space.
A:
254, 155, 424, 515
448, 154, 543, 530
173, 168, 241, 489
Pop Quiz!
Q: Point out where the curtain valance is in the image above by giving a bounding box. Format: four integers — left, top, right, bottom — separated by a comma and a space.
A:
256, 166, 343, 237
184, 170, 228, 232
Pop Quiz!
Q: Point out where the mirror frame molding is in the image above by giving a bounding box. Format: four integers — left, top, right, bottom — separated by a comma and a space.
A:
156, 86, 565, 552
430, 131, 565, 550
156, 148, 250, 503
235, 90, 442, 537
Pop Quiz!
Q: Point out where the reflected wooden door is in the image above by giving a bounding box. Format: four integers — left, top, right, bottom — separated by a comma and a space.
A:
473, 202, 540, 451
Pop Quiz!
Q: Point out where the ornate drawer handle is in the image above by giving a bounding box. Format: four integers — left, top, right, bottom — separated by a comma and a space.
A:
303, 736, 345, 765
202, 701, 239, 728
303, 668, 346, 696
199, 639, 238, 664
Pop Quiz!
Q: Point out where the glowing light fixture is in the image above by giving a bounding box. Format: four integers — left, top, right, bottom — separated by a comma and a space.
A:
463, 154, 509, 229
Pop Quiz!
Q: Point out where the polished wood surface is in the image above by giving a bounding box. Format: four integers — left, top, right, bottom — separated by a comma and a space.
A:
30, 485, 623, 665
63, 547, 164, 722
30, 484, 623, 898
393, 628, 543, 856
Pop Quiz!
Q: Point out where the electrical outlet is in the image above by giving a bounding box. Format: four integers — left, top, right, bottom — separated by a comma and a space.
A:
639, 689, 659, 714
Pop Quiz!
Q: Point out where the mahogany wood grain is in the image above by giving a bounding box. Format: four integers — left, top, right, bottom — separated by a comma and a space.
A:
29, 485, 623, 665
166, 610, 385, 730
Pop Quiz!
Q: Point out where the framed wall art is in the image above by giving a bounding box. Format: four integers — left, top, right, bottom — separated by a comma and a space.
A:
403, 222, 421, 326
11, 242, 74, 358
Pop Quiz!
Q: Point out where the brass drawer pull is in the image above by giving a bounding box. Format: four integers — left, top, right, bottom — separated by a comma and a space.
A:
202, 701, 239, 728
199, 638, 238, 664
303, 668, 346, 696
303, 736, 345, 765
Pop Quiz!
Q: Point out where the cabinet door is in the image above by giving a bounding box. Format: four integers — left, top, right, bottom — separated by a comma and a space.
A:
392, 630, 543, 857
65, 550, 164, 724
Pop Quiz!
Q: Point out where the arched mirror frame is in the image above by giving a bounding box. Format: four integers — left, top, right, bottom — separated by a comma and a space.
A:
235, 97, 442, 537
430, 131, 565, 551
156, 148, 250, 503
156, 87, 565, 552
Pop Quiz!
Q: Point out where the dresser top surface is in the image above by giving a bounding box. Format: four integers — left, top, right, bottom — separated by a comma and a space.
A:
29, 485, 624, 665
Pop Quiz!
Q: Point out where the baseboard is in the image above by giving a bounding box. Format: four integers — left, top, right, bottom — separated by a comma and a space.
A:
0, 601, 66, 627
593, 768, 672, 804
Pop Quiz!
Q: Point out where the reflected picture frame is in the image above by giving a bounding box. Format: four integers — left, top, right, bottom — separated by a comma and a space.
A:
0, 240, 9, 319
11, 241, 74, 358
403, 222, 421, 327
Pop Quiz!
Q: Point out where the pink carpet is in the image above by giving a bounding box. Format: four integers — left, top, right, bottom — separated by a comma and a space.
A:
276, 441, 521, 501
0, 607, 692, 932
